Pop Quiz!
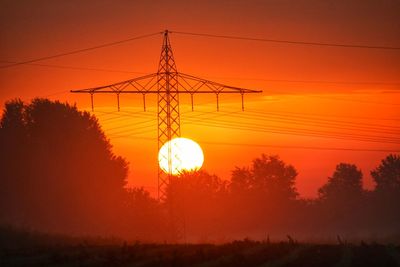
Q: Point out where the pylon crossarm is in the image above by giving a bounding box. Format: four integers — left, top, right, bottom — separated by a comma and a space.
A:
70, 72, 159, 93
70, 72, 262, 95
178, 72, 262, 94
179, 75, 206, 92
71, 90, 261, 94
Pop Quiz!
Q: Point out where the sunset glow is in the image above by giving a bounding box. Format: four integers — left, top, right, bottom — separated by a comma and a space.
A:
1, 1, 399, 198
1, 1, 400, 254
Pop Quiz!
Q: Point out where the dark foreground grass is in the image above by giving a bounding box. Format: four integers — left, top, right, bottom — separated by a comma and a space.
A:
1, 227, 399, 267
1, 239, 400, 267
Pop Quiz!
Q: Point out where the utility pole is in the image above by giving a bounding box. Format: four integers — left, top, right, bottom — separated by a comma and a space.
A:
71, 30, 262, 241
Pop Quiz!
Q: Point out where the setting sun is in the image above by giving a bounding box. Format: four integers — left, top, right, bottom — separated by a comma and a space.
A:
158, 137, 204, 175
1, 1, 400, 264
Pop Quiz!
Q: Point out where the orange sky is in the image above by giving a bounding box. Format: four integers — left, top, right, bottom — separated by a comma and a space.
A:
1, 0, 399, 197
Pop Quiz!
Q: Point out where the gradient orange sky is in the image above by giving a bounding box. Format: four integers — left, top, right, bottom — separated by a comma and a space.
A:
1, 0, 399, 197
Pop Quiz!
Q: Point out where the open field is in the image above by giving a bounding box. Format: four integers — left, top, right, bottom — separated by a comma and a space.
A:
1, 240, 400, 267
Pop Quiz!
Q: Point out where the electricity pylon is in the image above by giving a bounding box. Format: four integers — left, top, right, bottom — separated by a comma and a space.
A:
71, 30, 262, 241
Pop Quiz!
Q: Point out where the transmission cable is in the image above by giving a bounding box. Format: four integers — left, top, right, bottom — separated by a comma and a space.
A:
106, 134, 400, 153
171, 31, 400, 50
0, 32, 162, 69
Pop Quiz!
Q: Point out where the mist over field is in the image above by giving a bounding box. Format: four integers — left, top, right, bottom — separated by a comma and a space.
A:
0, 99, 399, 244
1, 1, 400, 266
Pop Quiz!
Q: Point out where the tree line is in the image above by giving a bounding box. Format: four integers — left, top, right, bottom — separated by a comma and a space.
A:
0, 99, 399, 243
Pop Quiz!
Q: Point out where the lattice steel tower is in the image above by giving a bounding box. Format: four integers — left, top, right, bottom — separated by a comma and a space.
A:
157, 31, 181, 203
71, 30, 262, 241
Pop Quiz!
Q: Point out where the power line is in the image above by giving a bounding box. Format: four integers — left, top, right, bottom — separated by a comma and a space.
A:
205, 75, 400, 86
182, 109, 400, 143
181, 106, 400, 132
308, 95, 400, 106
2, 58, 398, 87
222, 108, 400, 131
171, 30, 400, 50
185, 111, 400, 140
104, 111, 400, 145
89, 99, 400, 123
0, 60, 147, 74
93, 107, 400, 140
185, 110, 400, 135
107, 134, 400, 153
107, 119, 156, 136
100, 109, 237, 133
89, 103, 400, 139
200, 141, 400, 153
102, 109, 241, 137
181, 116, 400, 144
106, 124, 399, 145
102, 117, 155, 131
239, 107, 400, 122
0, 32, 162, 69
184, 122, 400, 144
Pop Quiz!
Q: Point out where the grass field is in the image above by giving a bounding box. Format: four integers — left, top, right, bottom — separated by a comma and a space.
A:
1, 239, 400, 267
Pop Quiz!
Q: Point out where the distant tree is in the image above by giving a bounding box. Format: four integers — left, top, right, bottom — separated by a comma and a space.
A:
313, 164, 368, 235
122, 187, 164, 241
369, 154, 400, 234
165, 171, 228, 240
0, 99, 25, 131
166, 170, 227, 212
230, 154, 298, 201
0, 98, 128, 235
318, 163, 363, 203
225, 155, 299, 235
230, 167, 253, 195
371, 154, 400, 194
166, 170, 227, 201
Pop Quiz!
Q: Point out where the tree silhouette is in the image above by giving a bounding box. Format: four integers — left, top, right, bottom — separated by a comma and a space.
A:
371, 154, 400, 194
165, 171, 228, 241
122, 187, 164, 241
230, 154, 298, 201
0, 98, 128, 235
227, 155, 299, 236
230, 167, 253, 195
316, 163, 365, 235
318, 163, 363, 203
166, 171, 227, 213
369, 154, 400, 234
